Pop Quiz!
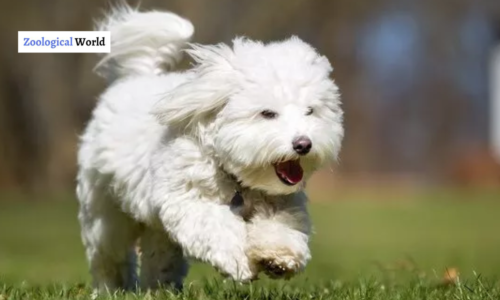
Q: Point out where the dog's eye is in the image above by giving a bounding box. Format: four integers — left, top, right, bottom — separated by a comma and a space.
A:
260, 110, 278, 119
305, 107, 314, 116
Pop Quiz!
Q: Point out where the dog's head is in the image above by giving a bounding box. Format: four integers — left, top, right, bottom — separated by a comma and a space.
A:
153, 37, 343, 195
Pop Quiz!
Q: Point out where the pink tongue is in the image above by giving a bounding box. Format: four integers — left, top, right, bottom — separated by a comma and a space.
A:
277, 160, 303, 184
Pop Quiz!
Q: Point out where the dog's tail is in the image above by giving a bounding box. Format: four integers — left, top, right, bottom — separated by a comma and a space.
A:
94, 3, 194, 81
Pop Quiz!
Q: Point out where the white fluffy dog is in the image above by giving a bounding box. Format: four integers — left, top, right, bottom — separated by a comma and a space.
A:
76, 4, 343, 291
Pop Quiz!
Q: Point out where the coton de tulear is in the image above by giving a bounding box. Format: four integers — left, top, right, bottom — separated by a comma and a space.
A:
76, 4, 343, 292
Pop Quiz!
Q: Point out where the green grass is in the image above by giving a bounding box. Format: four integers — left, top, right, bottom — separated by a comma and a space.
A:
0, 190, 500, 299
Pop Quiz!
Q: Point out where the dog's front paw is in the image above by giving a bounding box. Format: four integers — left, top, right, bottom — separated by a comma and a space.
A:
247, 246, 308, 280
212, 251, 259, 283
245, 218, 311, 280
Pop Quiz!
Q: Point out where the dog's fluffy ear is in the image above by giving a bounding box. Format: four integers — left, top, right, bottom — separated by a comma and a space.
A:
152, 43, 236, 128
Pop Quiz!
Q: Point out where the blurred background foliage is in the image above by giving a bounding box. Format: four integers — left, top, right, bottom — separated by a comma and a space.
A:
1, 0, 500, 193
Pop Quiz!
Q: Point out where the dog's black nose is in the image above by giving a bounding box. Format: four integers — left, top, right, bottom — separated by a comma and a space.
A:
292, 136, 312, 155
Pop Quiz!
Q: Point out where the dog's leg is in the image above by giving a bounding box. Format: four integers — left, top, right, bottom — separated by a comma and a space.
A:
78, 183, 140, 291
245, 192, 311, 279
157, 196, 257, 282
139, 228, 188, 290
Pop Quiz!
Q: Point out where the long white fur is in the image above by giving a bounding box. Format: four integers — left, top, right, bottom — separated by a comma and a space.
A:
94, 4, 194, 81
77, 3, 343, 292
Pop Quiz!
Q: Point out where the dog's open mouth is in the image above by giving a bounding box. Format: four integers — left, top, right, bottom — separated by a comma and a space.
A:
274, 159, 303, 186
